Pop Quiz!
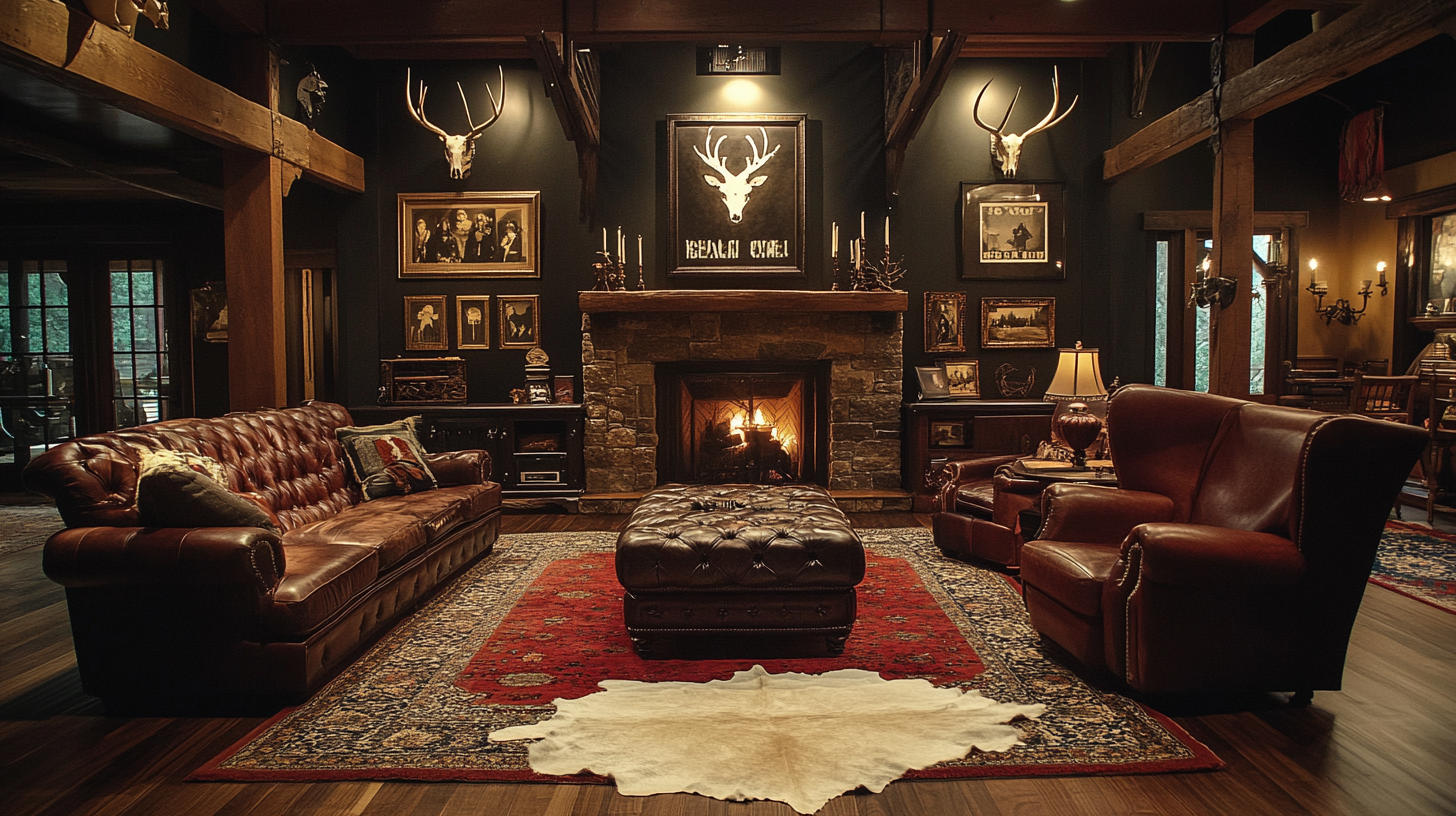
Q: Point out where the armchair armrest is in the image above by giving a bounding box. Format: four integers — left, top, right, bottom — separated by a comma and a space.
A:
42, 526, 284, 592
1039, 484, 1175, 545
425, 449, 491, 487
934, 454, 1023, 511
1124, 523, 1306, 589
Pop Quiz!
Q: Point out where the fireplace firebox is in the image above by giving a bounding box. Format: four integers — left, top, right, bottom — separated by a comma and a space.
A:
658, 362, 828, 486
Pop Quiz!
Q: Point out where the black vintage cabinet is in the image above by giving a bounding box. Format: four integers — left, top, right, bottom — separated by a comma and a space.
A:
350, 404, 584, 511
902, 400, 1055, 513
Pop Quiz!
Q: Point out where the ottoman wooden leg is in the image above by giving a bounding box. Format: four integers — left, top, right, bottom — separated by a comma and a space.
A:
629, 633, 654, 655
826, 634, 848, 655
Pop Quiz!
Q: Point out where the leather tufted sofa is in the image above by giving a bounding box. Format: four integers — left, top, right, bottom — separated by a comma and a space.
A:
22, 401, 501, 713
615, 484, 865, 654
1020, 384, 1427, 698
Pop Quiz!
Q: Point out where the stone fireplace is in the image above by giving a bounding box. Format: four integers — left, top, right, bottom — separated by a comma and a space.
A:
579, 290, 908, 513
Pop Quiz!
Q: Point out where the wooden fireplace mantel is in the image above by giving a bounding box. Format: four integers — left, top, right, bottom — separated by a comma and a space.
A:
578, 290, 908, 313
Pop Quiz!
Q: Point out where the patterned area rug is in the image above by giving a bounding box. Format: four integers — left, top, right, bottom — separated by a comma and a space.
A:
0, 502, 63, 557
1375, 521, 1456, 613
193, 528, 1222, 784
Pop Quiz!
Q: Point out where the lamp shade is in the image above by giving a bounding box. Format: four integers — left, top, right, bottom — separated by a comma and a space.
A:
1044, 342, 1107, 399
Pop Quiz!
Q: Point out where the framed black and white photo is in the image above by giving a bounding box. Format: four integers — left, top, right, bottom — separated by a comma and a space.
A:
498, 294, 539, 349
456, 295, 490, 349
925, 291, 966, 354
981, 297, 1056, 349
960, 181, 1065, 280
944, 360, 981, 398
915, 366, 951, 400
404, 295, 448, 351
667, 113, 806, 277
930, 420, 966, 447
399, 191, 539, 279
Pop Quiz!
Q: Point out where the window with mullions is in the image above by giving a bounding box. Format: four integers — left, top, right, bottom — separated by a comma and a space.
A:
110, 259, 169, 427
1, 260, 75, 463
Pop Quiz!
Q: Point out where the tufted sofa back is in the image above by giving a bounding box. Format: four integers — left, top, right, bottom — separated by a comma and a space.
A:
22, 401, 358, 532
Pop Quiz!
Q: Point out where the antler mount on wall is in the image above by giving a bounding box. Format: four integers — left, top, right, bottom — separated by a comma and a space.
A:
973, 66, 1079, 178
405, 66, 506, 180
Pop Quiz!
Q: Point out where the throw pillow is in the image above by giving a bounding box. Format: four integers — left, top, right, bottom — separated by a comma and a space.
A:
335, 416, 438, 501
136, 449, 280, 531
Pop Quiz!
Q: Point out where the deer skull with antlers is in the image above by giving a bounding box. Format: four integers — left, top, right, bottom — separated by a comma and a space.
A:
972, 66, 1078, 178
694, 127, 780, 223
406, 67, 506, 180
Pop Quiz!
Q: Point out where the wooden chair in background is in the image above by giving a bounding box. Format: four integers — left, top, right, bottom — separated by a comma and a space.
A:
1424, 374, 1456, 522
1296, 355, 1341, 373
1349, 373, 1418, 423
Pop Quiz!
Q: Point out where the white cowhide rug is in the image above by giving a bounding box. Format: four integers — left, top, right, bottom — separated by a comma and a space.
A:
489, 663, 1045, 814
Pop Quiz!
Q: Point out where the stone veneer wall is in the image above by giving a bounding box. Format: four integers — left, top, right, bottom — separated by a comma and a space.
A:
580, 309, 906, 513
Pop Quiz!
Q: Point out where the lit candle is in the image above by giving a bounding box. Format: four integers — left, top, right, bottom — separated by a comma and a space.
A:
617, 227, 623, 261
860, 211, 865, 239
602, 227, 608, 255
831, 223, 838, 258
637, 234, 643, 267
1377, 261, 1387, 285
884, 215, 890, 248
1308, 258, 1318, 288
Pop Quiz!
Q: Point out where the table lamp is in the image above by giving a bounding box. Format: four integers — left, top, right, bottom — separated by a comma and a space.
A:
1044, 341, 1107, 468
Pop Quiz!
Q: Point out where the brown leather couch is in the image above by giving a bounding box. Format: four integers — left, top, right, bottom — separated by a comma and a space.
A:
1020, 384, 1427, 698
931, 456, 1044, 568
22, 401, 501, 713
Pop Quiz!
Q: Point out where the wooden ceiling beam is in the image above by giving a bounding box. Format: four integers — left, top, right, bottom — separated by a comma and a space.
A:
529, 33, 601, 222
187, 0, 267, 34
0, 0, 363, 193
1103, 0, 1456, 182
0, 121, 223, 208
886, 30, 965, 206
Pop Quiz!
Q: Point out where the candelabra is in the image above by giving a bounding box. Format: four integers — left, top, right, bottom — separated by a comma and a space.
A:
591, 250, 628, 291
1307, 279, 1373, 326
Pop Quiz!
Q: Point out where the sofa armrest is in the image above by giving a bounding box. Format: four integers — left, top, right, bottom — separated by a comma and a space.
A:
42, 526, 284, 592
935, 454, 1023, 511
425, 449, 491, 487
1124, 523, 1307, 589
1039, 484, 1175, 545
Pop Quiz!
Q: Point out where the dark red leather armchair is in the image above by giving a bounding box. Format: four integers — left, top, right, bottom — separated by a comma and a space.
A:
931, 456, 1043, 568
1020, 384, 1427, 698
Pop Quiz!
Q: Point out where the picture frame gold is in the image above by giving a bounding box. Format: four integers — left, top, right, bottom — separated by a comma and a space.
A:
404, 295, 448, 351
398, 191, 540, 279
944, 359, 981, 398
498, 294, 540, 349
456, 295, 490, 349
929, 420, 966, 447
981, 297, 1056, 349
925, 291, 966, 353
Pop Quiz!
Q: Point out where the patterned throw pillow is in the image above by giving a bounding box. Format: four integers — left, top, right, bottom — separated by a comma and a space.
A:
335, 417, 438, 501
136, 449, 280, 531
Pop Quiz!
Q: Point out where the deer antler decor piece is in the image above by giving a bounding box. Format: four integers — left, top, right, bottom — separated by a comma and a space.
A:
406, 67, 506, 180
694, 127, 780, 223
972, 66, 1078, 178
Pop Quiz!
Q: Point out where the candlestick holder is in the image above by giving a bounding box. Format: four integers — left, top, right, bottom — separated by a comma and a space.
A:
854, 244, 905, 291
591, 251, 628, 291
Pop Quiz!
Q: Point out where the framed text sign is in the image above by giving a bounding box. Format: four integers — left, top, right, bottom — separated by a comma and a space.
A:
960, 182, 1065, 280
667, 113, 806, 276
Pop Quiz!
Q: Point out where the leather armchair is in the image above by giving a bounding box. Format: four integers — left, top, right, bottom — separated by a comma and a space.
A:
931, 455, 1043, 568
1020, 384, 1427, 698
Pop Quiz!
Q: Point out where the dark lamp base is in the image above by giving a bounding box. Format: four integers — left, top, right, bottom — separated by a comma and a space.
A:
1057, 402, 1104, 470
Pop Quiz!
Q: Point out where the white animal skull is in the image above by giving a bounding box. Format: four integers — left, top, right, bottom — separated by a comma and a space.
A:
694, 127, 780, 223
406, 67, 506, 180
972, 66, 1078, 178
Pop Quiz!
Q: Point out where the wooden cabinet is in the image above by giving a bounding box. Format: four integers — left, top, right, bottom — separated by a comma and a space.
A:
902, 400, 1054, 513
350, 404, 584, 511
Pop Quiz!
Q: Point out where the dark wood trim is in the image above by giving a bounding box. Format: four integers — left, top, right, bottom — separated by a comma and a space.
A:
0, 123, 223, 209
529, 33, 600, 222
579, 289, 908, 313
1141, 210, 1310, 231
224, 151, 288, 410
886, 30, 965, 206
1387, 183, 1456, 219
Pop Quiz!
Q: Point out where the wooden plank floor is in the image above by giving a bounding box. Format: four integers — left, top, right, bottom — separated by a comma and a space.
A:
2, 508, 1454, 816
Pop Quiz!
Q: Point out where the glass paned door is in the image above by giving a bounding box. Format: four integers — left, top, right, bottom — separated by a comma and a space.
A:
110, 259, 169, 427
1, 260, 75, 464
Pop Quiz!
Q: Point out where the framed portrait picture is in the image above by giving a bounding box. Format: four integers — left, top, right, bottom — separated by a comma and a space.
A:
404, 295, 448, 351
981, 297, 1056, 349
944, 360, 981, 398
925, 291, 966, 353
498, 294, 540, 349
398, 191, 540, 279
915, 366, 950, 400
1430, 212, 1456, 307
456, 295, 490, 349
929, 420, 966, 447
960, 181, 1066, 280
667, 113, 806, 277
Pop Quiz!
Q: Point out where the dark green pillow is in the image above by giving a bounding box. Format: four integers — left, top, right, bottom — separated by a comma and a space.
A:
335, 417, 438, 501
136, 450, 279, 531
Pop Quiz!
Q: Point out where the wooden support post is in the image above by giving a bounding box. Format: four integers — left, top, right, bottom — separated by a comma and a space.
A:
224, 149, 288, 410
1209, 36, 1256, 400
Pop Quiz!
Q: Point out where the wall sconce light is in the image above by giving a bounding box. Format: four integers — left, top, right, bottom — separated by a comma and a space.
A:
1188, 255, 1237, 310
1306, 258, 1382, 326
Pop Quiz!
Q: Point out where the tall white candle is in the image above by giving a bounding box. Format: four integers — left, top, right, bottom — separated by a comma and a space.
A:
602, 227, 608, 254
860, 211, 865, 239
617, 227, 623, 261
884, 215, 890, 248
638, 235, 643, 266
831, 223, 838, 258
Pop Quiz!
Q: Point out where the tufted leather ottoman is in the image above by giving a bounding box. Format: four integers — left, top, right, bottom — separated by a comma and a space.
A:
615, 484, 866, 654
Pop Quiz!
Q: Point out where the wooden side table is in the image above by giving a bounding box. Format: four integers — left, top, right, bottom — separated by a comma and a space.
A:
1010, 458, 1117, 539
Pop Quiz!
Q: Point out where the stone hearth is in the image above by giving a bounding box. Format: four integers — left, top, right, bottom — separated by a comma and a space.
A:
579, 290, 908, 513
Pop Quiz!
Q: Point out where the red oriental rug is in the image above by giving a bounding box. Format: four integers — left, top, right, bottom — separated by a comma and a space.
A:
192, 528, 1221, 784
1376, 521, 1456, 614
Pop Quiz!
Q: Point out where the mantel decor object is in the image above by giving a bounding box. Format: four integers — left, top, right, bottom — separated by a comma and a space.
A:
830, 214, 904, 291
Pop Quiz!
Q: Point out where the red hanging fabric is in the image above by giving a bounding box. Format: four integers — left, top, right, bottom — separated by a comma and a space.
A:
1339, 107, 1385, 202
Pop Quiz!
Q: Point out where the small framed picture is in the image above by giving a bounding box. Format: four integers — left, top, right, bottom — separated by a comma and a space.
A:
916, 366, 951, 400
944, 360, 980, 398
404, 295, 448, 351
929, 420, 966, 447
553, 374, 575, 404
499, 294, 540, 349
526, 382, 553, 404
456, 295, 490, 349
981, 297, 1056, 349
925, 291, 966, 353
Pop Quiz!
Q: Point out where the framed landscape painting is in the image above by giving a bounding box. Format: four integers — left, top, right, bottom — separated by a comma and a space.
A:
960, 181, 1065, 280
399, 191, 540, 279
667, 113, 806, 277
981, 297, 1055, 349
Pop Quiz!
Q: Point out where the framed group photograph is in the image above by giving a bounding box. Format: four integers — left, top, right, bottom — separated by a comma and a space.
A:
944, 360, 981, 398
499, 294, 540, 349
960, 181, 1065, 280
399, 191, 540, 279
981, 297, 1056, 349
925, 291, 967, 353
404, 295, 448, 351
456, 295, 490, 349
667, 113, 806, 277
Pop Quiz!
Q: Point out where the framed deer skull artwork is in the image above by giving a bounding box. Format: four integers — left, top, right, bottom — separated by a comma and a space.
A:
667, 113, 806, 276
959, 181, 1065, 280
398, 191, 539, 279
